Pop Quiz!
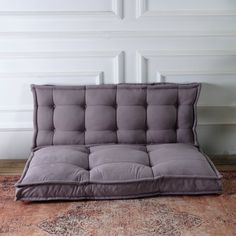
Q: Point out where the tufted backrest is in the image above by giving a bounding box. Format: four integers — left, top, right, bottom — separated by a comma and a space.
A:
31, 83, 201, 148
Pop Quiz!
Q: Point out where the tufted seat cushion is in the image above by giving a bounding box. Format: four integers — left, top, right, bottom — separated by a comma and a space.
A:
22, 146, 90, 184
89, 145, 152, 181
16, 144, 222, 201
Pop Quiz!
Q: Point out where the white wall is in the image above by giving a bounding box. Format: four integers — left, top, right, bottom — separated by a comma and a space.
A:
0, 0, 235, 159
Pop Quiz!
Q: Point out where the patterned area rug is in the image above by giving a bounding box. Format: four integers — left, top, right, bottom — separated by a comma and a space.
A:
0, 172, 235, 236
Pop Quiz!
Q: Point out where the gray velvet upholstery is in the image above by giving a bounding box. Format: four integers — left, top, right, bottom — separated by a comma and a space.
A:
15, 83, 222, 201
31, 83, 200, 147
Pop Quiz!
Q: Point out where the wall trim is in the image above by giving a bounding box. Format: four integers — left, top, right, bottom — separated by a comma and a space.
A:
136, 50, 236, 83
2, 50, 230, 59
0, 31, 236, 39
112, 0, 123, 19
0, 122, 33, 132
0, 0, 123, 19
0, 51, 120, 59
136, 52, 147, 83
156, 70, 236, 76
140, 50, 236, 57
136, 0, 236, 18
0, 71, 103, 80
0, 50, 124, 83
0, 105, 33, 113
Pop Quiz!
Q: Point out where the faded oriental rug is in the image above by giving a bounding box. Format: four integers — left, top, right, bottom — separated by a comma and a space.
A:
0, 172, 235, 236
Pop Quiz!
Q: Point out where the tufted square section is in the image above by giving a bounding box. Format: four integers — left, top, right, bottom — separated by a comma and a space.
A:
147, 86, 178, 105
89, 145, 152, 182
37, 106, 54, 131
54, 106, 84, 132
21, 146, 90, 184
53, 88, 85, 145
53, 88, 85, 105
117, 85, 146, 105
147, 106, 177, 130
177, 85, 199, 144
178, 86, 198, 105
147, 86, 178, 144
147, 143, 216, 177
36, 87, 53, 106
85, 85, 117, 144
35, 87, 54, 147
117, 85, 146, 144
53, 131, 84, 146
36, 130, 54, 147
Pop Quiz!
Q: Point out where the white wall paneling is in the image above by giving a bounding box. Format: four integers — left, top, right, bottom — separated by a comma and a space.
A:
0, 51, 123, 83
0, 0, 235, 158
0, 0, 124, 19
0, 131, 32, 159
136, 0, 236, 18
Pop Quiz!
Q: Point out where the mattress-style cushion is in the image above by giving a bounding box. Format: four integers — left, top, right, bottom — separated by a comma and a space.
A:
16, 144, 222, 201
31, 83, 200, 148
15, 83, 222, 201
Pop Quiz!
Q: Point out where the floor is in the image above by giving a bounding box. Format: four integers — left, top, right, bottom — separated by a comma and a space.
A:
0, 160, 26, 175
0, 172, 235, 236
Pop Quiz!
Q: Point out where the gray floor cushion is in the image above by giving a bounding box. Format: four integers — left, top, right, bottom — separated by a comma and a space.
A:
16, 144, 222, 201
15, 83, 222, 201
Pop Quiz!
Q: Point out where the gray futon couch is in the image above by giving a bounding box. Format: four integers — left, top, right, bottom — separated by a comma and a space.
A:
15, 83, 222, 201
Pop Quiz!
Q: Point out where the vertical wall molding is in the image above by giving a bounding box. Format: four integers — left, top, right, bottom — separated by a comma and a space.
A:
136, 0, 147, 18
112, 0, 124, 19
136, 52, 147, 83
96, 72, 104, 85
113, 51, 125, 83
